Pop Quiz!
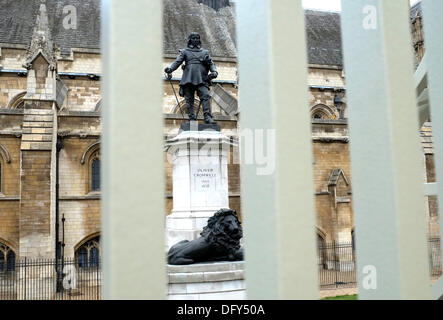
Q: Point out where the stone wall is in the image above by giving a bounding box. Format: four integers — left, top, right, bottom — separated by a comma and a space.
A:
0, 137, 21, 195
0, 201, 19, 251
0, 74, 27, 108
0, 48, 27, 71
19, 150, 53, 258
58, 52, 102, 74
412, 14, 425, 64
59, 137, 99, 196
308, 67, 345, 88
312, 121, 352, 243
59, 200, 101, 258
57, 136, 101, 257
0, 136, 21, 252
63, 78, 101, 112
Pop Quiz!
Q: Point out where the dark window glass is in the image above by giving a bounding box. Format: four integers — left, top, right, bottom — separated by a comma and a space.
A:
76, 236, 100, 269
0, 252, 4, 272
91, 159, 100, 191
6, 251, 15, 271
78, 247, 88, 269
90, 247, 99, 268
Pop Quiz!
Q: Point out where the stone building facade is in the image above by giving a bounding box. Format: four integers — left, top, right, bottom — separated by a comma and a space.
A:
0, 0, 436, 268
411, 2, 441, 240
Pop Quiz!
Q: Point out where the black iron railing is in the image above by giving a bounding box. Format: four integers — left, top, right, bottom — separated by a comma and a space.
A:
318, 239, 443, 289
0, 239, 441, 299
317, 242, 357, 289
0, 257, 101, 300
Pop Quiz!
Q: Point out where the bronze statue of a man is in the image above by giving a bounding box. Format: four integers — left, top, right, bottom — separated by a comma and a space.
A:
164, 32, 218, 124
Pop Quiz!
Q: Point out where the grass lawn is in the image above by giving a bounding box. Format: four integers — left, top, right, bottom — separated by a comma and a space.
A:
322, 294, 358, 300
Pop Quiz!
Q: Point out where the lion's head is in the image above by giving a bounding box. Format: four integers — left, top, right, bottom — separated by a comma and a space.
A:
200, 208, 243, 254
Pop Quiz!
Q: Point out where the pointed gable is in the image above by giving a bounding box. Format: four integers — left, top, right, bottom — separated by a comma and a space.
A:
23, 3, 57, 71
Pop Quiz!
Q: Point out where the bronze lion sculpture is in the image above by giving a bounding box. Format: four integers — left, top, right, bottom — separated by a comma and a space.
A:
168, 208, 244, 265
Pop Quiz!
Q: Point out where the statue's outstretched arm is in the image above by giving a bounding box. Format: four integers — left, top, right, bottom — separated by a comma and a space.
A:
166, 50, 185, 73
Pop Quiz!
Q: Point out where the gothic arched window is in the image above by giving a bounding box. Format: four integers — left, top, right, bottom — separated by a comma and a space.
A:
313, 112, 326, 120
86, 148, 101, 193
0, 242, 16, 272
0, 144, 11, 194
75, 236, 100, 269
6, 91, 26, 109
311, 104, 336, 120
80, 141, 100, 194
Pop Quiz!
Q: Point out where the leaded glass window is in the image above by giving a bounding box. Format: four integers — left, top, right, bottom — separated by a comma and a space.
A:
91, 159, 100, 191
75, 236, 100, 269
0, 243, 15, 272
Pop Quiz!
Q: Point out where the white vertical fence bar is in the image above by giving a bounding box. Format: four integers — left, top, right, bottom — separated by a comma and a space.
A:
101, 0, 166, 299
422, 0, 443, 300
341, 0, 431, 299
237, 0, 318, 299
378, 0, 430, 299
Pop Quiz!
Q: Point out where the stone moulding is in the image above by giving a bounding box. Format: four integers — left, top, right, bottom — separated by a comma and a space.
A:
0, 196, 20, 201
80, 141, 100, 165
6, 91, 26, 109
312, 136, 349, 143
0, 144, 11, 163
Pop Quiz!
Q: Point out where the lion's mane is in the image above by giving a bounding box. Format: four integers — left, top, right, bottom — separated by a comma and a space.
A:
200, 208, 242, 254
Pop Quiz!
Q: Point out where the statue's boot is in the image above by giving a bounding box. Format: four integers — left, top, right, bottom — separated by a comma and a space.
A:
202, 99, 216, 124
204, 112, 215, 124
187, 105, 197, 121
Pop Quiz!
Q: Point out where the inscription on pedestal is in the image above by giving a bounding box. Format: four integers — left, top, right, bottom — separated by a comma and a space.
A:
192, 165, 218, 192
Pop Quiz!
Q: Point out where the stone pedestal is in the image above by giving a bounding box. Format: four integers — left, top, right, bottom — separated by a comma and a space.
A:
167, 262, 246, 300
165, 130, 235, 249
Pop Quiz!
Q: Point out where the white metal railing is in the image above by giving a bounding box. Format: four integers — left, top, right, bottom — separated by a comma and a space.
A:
237, 0, 318, 299
101, 0, 443, 299
342, 0, 431, 299
341, 0, 442, 299
421, 0, 443, 300
101, 0, 166, 299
